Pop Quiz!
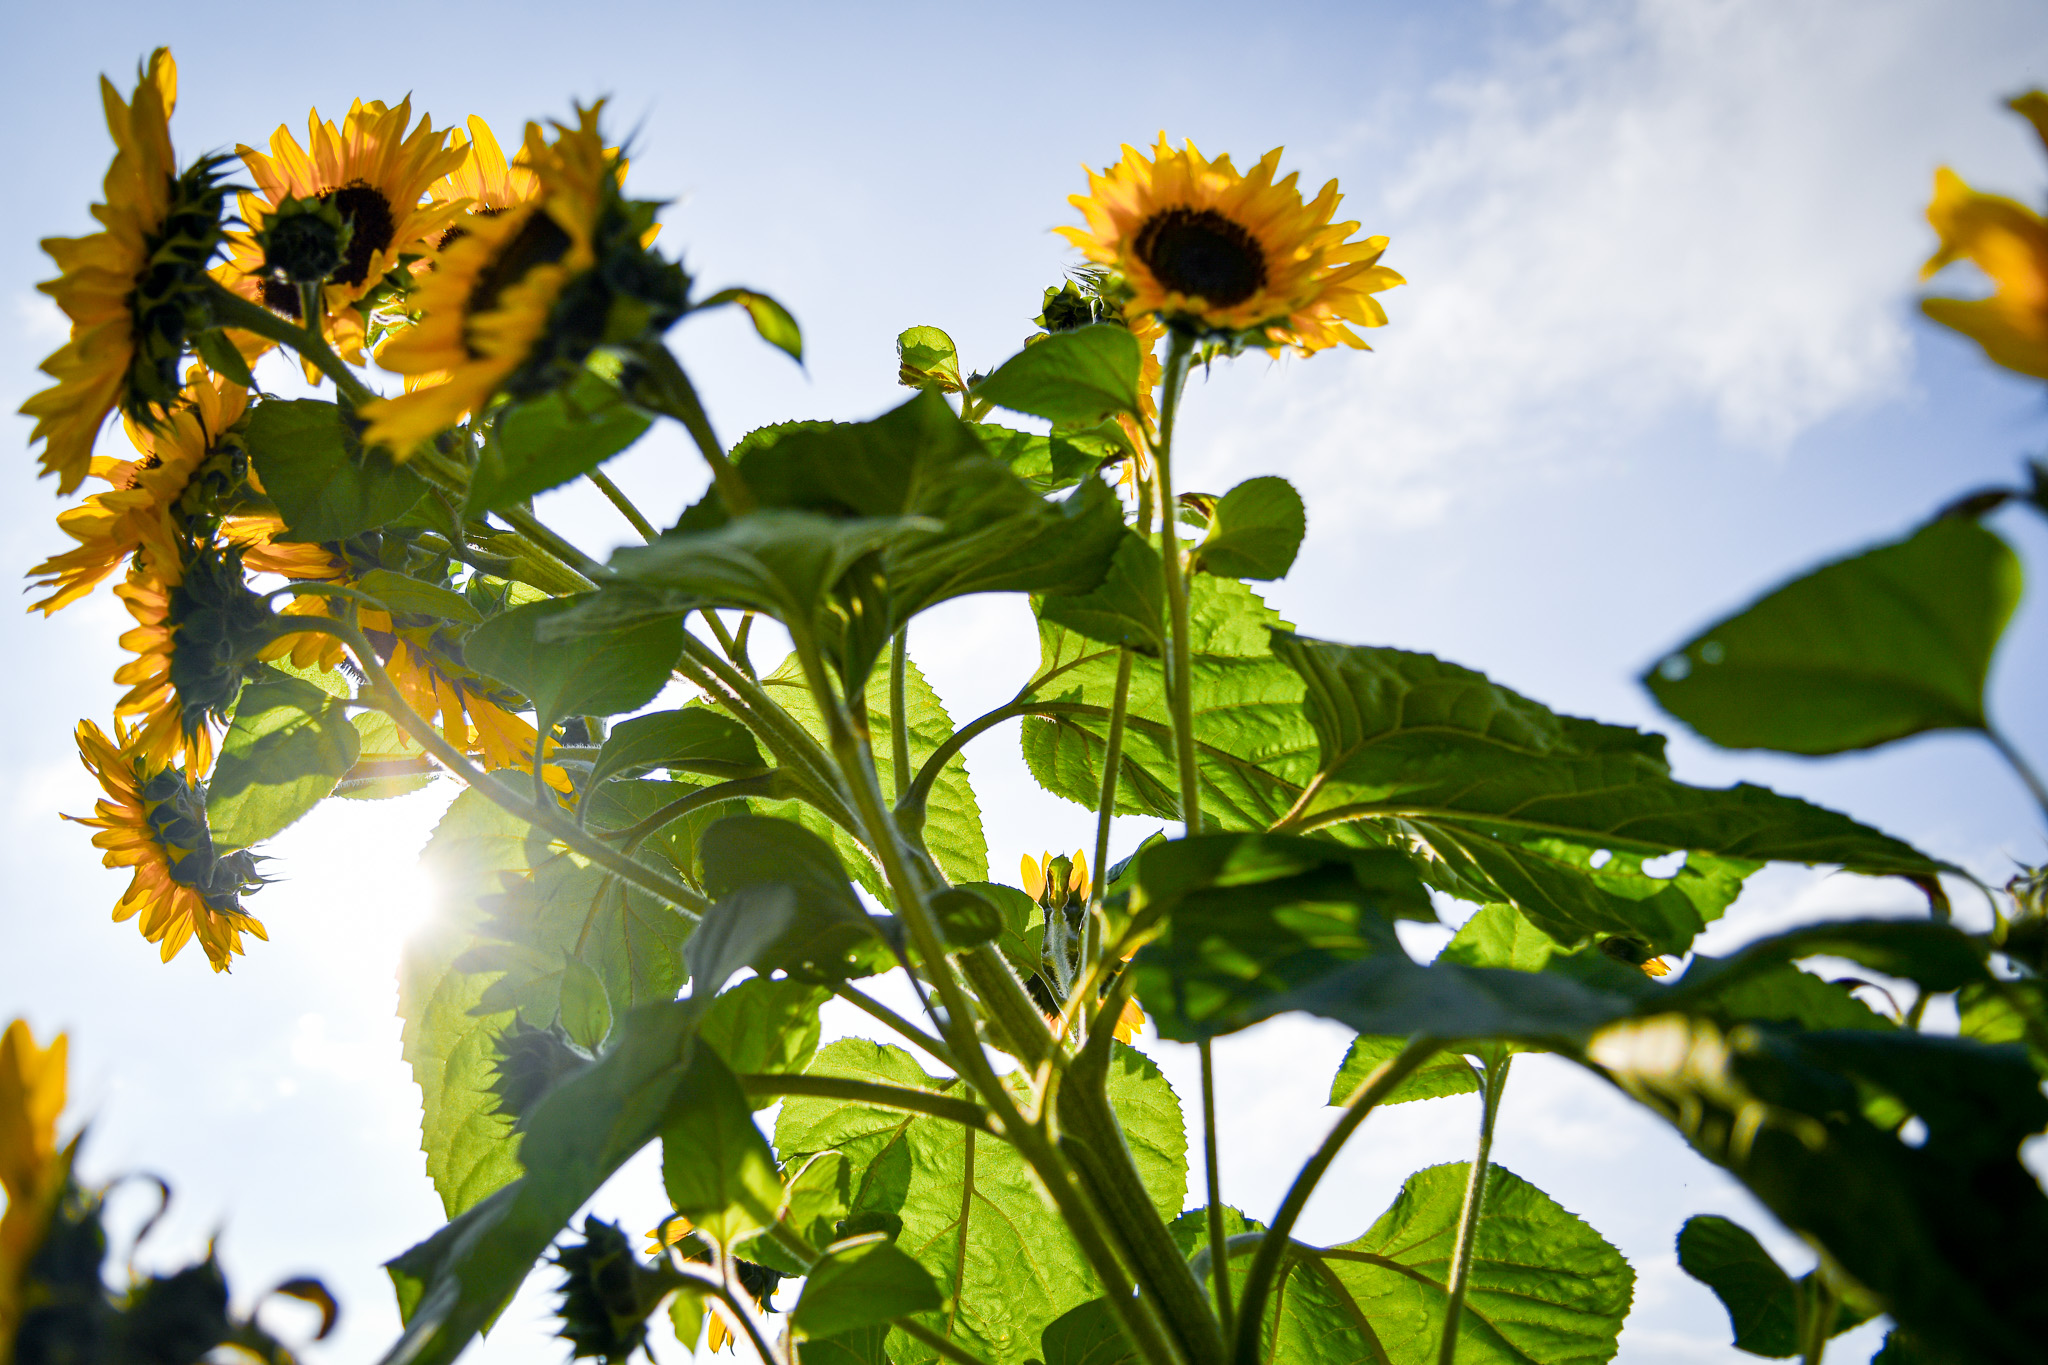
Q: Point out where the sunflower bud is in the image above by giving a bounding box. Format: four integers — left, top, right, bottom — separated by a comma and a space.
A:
490, 1019, 593, 1125
552, 1218, 677, 1363
1037, 280, 1104, 333
255, 194, 353, 288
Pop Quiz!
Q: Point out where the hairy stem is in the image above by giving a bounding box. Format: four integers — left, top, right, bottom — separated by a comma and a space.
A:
829, 982, 959, 1072
1151, 330, 1201, 836
891, 629, 913, 803
1201, 1040, 1234, 1343
606, 773, 781, 852
1085, 648, 1135, 979
1437, 1055, 1509, 1365
899, 700, 1101, 819
206, 282, 378, 407
1232, 1036, 1443, 1365
587, 468, 659, 542
733, 1075, 994, 1132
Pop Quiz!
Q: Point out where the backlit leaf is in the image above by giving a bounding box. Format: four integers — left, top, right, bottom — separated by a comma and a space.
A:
207, 670, 360, 849
469, 372, 652, 513
974, 326, 1141, 426
246, 398, 424, 540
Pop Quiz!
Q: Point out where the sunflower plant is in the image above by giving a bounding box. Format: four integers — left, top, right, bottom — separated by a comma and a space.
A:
12, 49, 2048, 1365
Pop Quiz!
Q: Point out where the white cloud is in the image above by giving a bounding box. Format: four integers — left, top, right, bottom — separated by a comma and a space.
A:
1195, 0, 2048, 526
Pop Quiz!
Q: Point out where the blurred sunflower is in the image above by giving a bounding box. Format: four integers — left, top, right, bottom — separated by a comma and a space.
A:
218, 97, 467, 366
1921, 91, 2048, 381
0, 1019, 71, 1355
19, 49, 233, 495
643, 1219, 781, 1353
112, 548, 275, 775
65, 719, 266, 972
28, 369, 249, 613
432, 116, 541, 224
233, 530, 569, 790
1058, 135, 1402, 355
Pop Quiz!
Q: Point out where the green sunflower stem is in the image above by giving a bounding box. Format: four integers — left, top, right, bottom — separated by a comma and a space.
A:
587, 468, 659, 542
890, 628, 912, 803
1200, 1040, 1234, 1343
1437, 1054, 1510, 1365
286, 613, 709, 919
636, 343, 756, 515
1084, 647, 1134, 988
204, 280, 377, 408
1151, 329, 1202, 837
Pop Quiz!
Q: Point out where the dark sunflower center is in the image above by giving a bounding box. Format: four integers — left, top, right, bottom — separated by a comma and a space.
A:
1133, 208, 1266, 307
464, 210, 573, 355
438, 204, 503, 253
324, 181, 397, 288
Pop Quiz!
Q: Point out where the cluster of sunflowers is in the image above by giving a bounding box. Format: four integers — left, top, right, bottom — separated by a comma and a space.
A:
19, 49, 1406, 981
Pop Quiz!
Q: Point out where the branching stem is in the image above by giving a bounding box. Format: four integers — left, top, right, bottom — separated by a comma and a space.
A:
1437, 1054, 1509, 1365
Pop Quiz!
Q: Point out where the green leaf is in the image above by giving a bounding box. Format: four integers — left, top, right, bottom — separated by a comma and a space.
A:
194, 328, 255, 387
1030, 1298, 1139, 1365
1037, 532, 1166, 656
245, 398, 424, 541
1645, 518, 2023, 754
757, 649, 989, 897
380, 1001, 705, 1365
793, 1238, 944, 1341
970, 423, 1105, 495
1168, 1204, 1264, 1263
207, 670, 360, 849
1273, 1163, 1634, 1365
803, 1325, 893, 1365
707, 288, 803, 363
974, 326, 1141, 426
1023, 575, 1319, 835
1270, 632, 1948, 953
1190, 477, 1306, 581
355, 568, 482, 625
1268, 955, 1636, 1049
1327, 1035, 1480, 1107
1126, 833, 1433, 1041
586, 709, 767, 790
931, 887, 1003, 947
1675, 1215, 1798, 1357
468, 372, 653, 513
464, 595, 682, 722
960, 881, 1046, 978
777, 1038, 1184, 1365
697, 814, 891, 977
1590, 1017, 2048, 1365
661, 1044, 783, 1246
898, 325, 963, 392
698, 977, 830, 1102
1958, 979, 2048, 1074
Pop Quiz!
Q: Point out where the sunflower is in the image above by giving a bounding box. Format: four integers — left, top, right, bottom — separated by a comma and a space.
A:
112, 549, 275, 775
1058, 135, 1403, 355
217, 97, 466, 367
20, 49, 232, 495
0, 1018, 71, 1355
66, 719, 266, 972
432, 116, 541, 221
1020, 850, 1145, 1043
28, 368, 249, 614
643, 1219, 781, 1353
1921, 93, 2048, 382
363, 103, 690, 457
232, 530, 570, 790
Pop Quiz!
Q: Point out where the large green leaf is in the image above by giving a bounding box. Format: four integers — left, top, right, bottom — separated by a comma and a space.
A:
1125, 834, 1433, 1041
245, 397, 425, 540
467, 372, 652, 513
1262, 1163, 1634, 1365
697, 977, 829, 1104
1590, 1018, 2048, 1365
380, 1001, 706, 1365
1645, 517, 2023, 754
1269, 633, 1947, 953
1674, 1215, 1799, 1357
793, 1239, 945, 1341
1036, 532, 1166, 656
585, 709, 767, 791
206, 670, 360, 849
401, 787, 700, 1217
970, 423, 1105, 496
661, 1044, 783, 1245
697, 814, 892, 977
1189, 477, 1306, 582
464, 595, 682, 723
757, 649, 988, 898
776, 1038, 1183, 1365
973, 326, 1142, 426
1327, 1035, 1481, 1108
1022, 575, 1319, 834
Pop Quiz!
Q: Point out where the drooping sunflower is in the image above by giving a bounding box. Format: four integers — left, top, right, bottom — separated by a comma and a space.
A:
232, 528, 570, 790
1058, 135, 1403, 355
0, 1018, 71, 1355
28, 368, 249, 613
364, 103, 686, 457
217, 97, 467, 366
19, 49, 233, 495
112, 549, 276, 775
1920, 91, 2048, 382
65, 719, 266, 972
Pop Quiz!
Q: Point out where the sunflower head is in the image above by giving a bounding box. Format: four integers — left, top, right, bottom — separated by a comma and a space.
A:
1022, 848, 1089, 911
1, 1018, 72, 1349
552, 1218, 677, 1363
68, 719, 267, 971
364, 104, 689, 456
254, 193, 353, 291
21, 49, 235, 494
114, 547, 279, 773
1920, 92, 2048, 382
1057, 135, 1403, 357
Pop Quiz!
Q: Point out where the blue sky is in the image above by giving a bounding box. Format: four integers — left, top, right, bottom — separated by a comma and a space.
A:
4, 2, 2048, 1361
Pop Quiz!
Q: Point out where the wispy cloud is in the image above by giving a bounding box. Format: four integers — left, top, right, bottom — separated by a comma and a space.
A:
1194, 0, 2048, 525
